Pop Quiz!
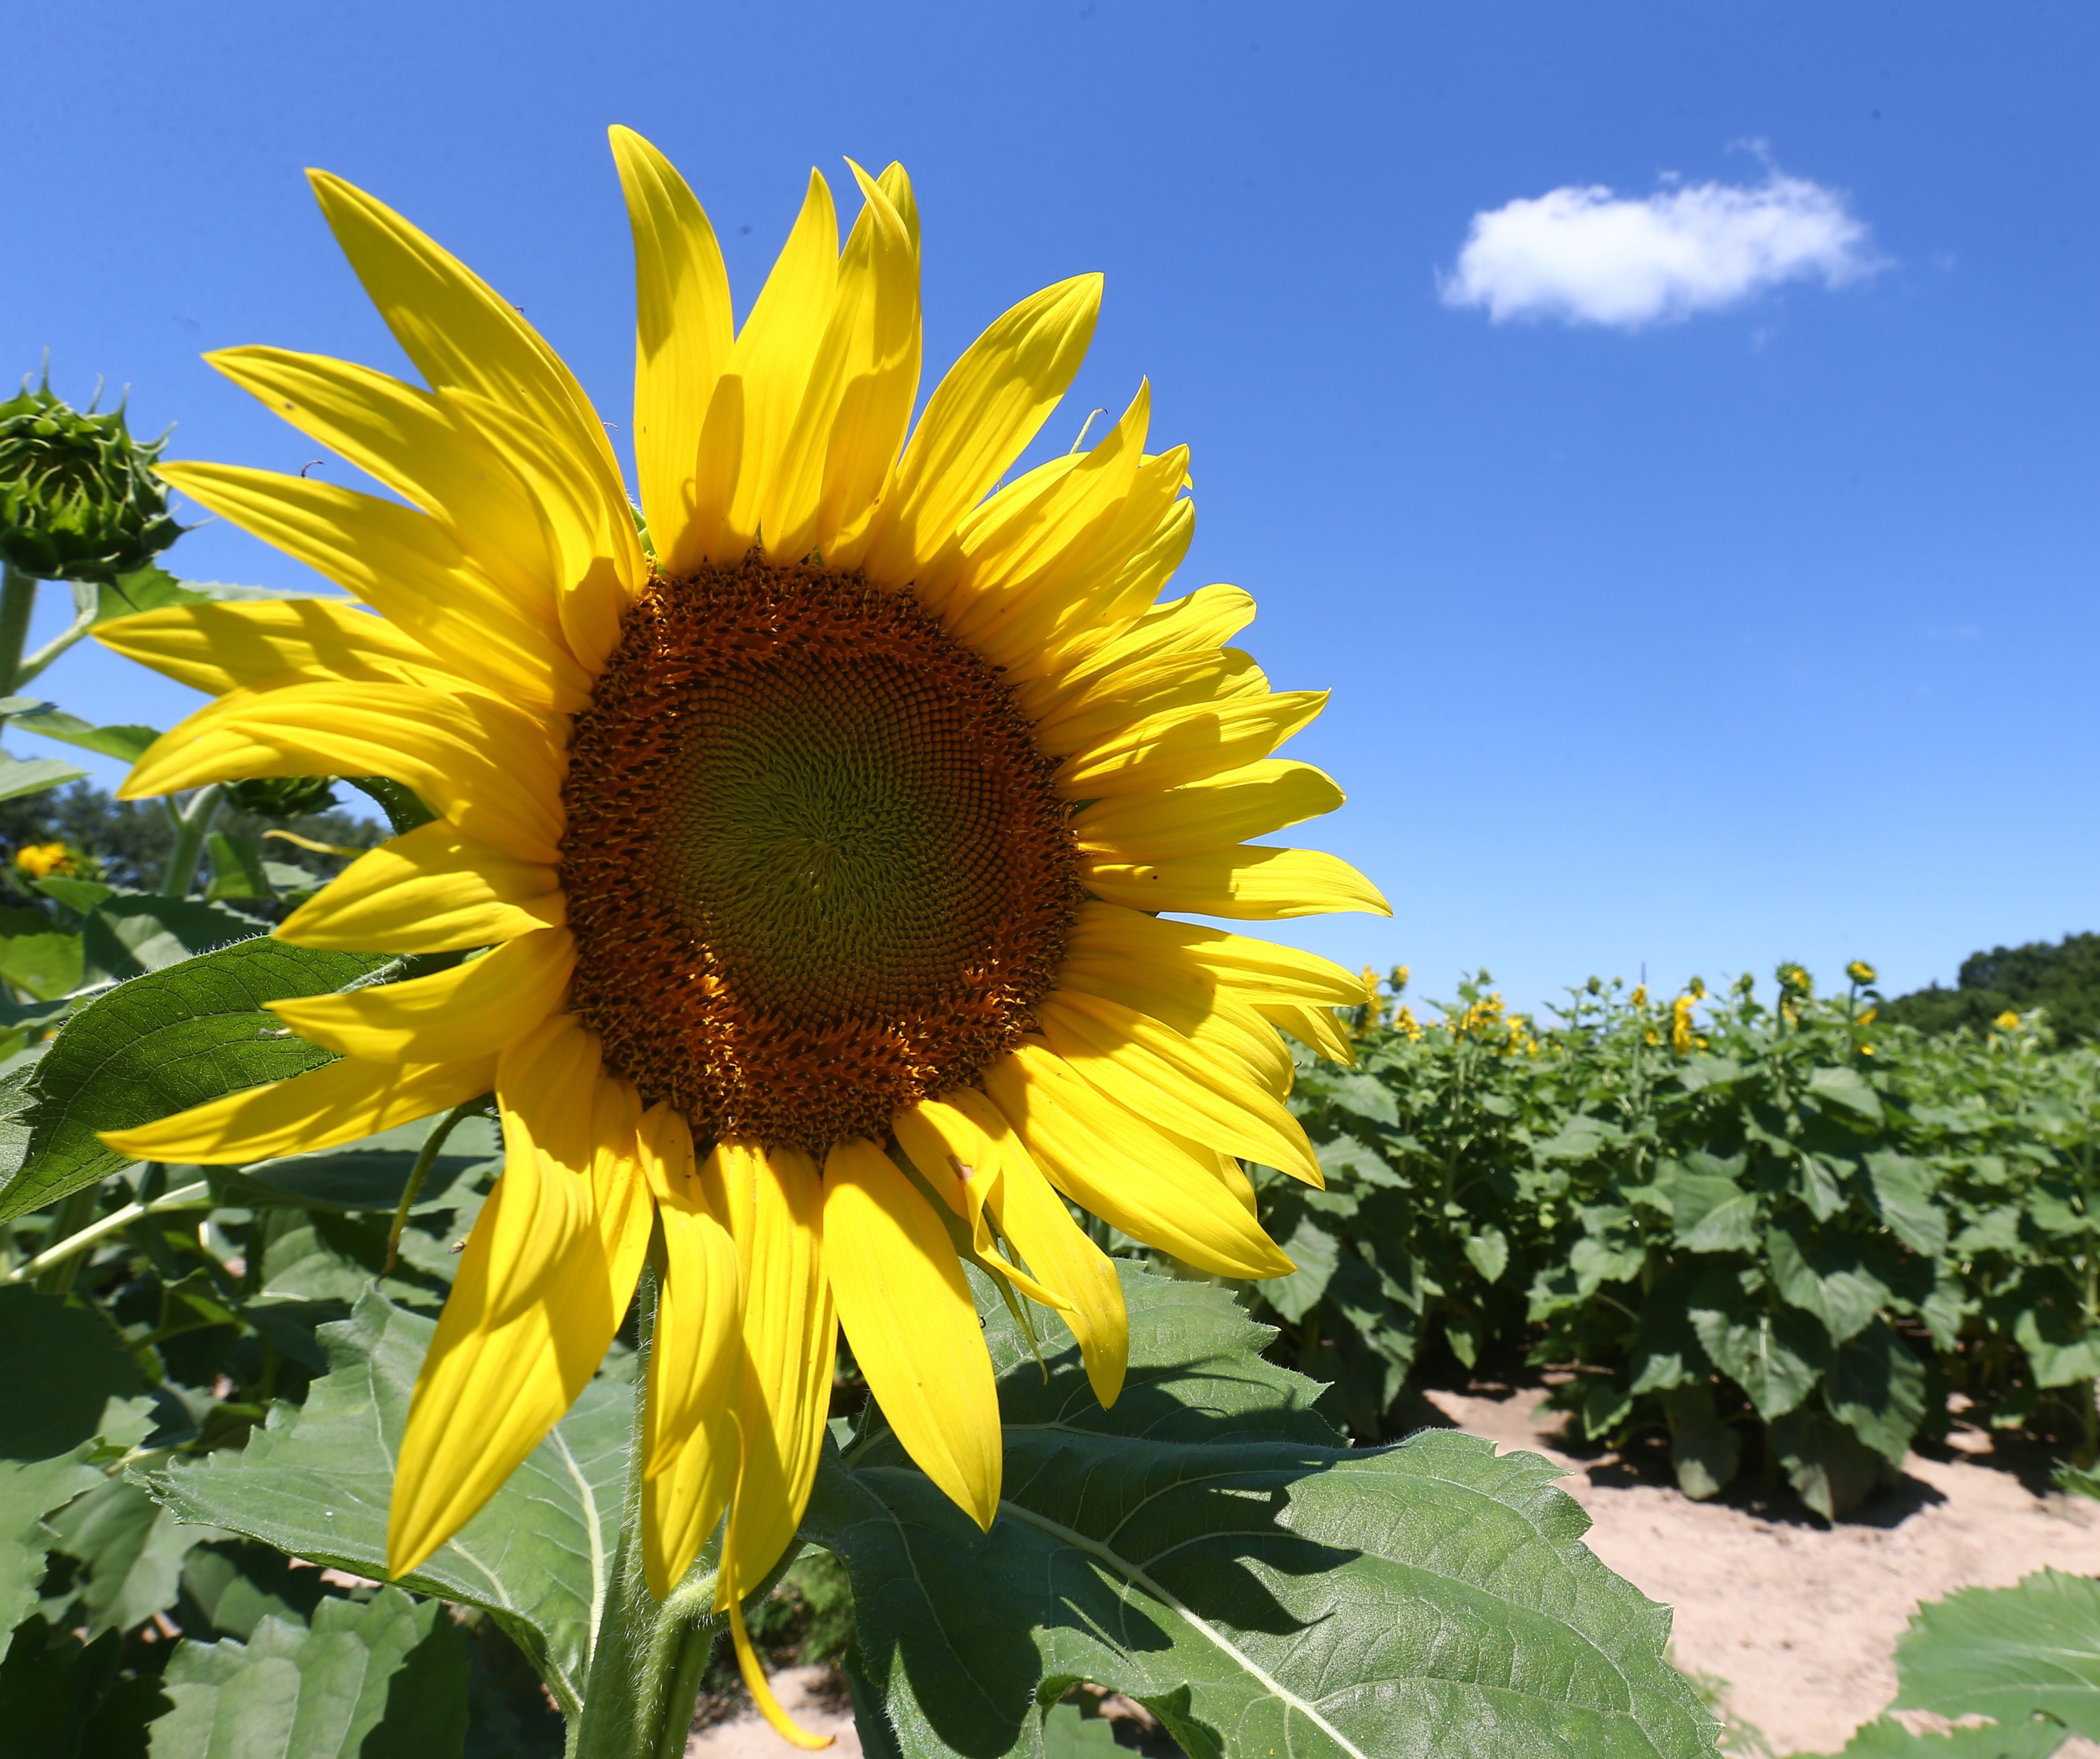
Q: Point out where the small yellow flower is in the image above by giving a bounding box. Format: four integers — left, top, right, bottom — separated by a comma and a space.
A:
14, 842, 76, 879
1670, 993, 1696, 1055
1994, 1009, 2022, 1031
1858, 1008, 1877, 1027
1395, 1004, 1422, 1041
1391, 964, 1410, 994
1847, 960, 1877, 986
1644, 1027, 1660, 1046
1629, 985, 1648, 1009
1860, 1043, 1876, 1056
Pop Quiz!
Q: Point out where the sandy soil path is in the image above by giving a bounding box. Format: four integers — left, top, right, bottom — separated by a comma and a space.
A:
1421, 1386, 2100, 1755
688, 1393, 2100, 1757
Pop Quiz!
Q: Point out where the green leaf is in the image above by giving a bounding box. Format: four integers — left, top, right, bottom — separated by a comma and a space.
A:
1661, 1153, 1759, 1254
0, 938, 390, 1222
1769, 1407, 1884, 1520
1866, 1154, 1950, 1257
34, 877, 115, 916
1687, 1268, 1828, 1419
238, 1115, 500, 1214
147, 1291, 624, 1720
0, 1286, 156, 1632
1826, 1320, 1928, 1464
1260, 1193, 1343, 1324
807, 1267, 1715, 1759
147, 1587, 469, 1759
1805, 1712, 2067, 1758
0, 753, 86, 803
46, 1476, 226, 1637
8, 705, 162, 765
1895, 1569, 2100, 1738
0, 912, 84, 1002
1808, 1065, 1885, 1124
81, 894, 265, 985
1463, 1222, 1509, 1283
1656, 1385, 1741, 1500
203, 832, 273, 902
1766, 1221, 1893, 1346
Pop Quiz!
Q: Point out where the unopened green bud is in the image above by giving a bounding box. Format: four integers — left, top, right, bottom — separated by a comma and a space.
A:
0, 375, 182, 585
226, 776, 341, 821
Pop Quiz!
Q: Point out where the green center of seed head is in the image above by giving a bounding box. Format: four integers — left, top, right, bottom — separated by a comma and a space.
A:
656, 648, 1011, 1026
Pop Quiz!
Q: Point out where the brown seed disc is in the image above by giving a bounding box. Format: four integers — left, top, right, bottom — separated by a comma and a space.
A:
558, 552, 1083, 1154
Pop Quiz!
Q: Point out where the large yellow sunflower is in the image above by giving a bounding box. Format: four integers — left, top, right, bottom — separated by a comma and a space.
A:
96, 129, 1387, 1739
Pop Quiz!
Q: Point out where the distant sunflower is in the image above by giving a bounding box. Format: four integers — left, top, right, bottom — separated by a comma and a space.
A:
99, 129, 1386, 1741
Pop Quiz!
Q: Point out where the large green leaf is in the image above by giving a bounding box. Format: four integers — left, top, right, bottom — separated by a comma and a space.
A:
147, 1292, 625, 1720
239, 1115, 501, 1214
79, 894, 267, 986
47, 1477, 226, 1637
0, 1287, 157, 1632
807, 1267, 1716, 1759
1894, 1569, 2100, 1738
0, 938, 389, 1222
1687, 1268, 1828, 1419
147, 1587, 468, 1759
1766, 1221, 1894, 1346
1806, 1713, 2067, 1758
6, 705, 163, 766
0, 753, 86, 804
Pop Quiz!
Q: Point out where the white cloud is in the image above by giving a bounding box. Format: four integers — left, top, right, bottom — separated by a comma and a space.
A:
1440, 170, 1879, 329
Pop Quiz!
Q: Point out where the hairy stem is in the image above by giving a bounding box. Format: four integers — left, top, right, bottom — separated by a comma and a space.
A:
0, 563, 38, 702
383, 1101, 479, 1274
159, 783, 224, 897
571, 1251, 723, 1758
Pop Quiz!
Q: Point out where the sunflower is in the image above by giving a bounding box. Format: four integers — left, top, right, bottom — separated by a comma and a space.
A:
96, 129, 1387, 1741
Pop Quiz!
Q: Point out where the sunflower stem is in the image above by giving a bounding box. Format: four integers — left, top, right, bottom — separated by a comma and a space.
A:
0, 563, 38, 705
159, 783, 223, 897
572, 1251, 723, 1759
383, 1102, 476, 1275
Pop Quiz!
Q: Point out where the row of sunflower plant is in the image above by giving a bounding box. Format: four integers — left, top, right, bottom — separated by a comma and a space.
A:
0, 131, 1721, 1759
1259, 961, 2100, 1520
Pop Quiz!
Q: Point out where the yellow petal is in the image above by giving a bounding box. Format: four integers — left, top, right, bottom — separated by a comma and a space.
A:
307, 169, 629, 536
639, 1107, 743, 1596
705, 1141, 835, 1607
389, 1021, 642, 1577
726, 1587, 834, 1750
931, 382, 1148, 632
970, 447, 1191, 679
438, 386, 638, 677
277, 819, 564, 954
843, 274, 1103, 578
609, 126, 734, 578
266, 928, 574, 1062
1028, 651, 1264, 758
1055, 691, 1328, 799
816, 162, 923, 558
203, 346, 557, 607
1034, 990, 1321, 1184
1051, 964, 1294, 1096
1081, 844, 1391, 920
1007, 493, 1195, 688
890, 1098, 1074, 1314
941, 1088, 1127, 1408
820, 1138, 1000, 1530
99, 1053, 494, 1164
1065, 902, 1364, 1006
1017, 583, 1257, 723
769, 163, 920, 565
720, 171, 838, 556
1260, 1000, 1357, 1066
154, 462, 587, 714
1072, 760, 1343, 862
94, 600, 453, 699
124, 681, 566, 866
984, 1044, 1292, 1279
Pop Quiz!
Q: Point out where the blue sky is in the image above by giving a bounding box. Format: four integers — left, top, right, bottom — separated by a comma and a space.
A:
6, 1, 2095, 1015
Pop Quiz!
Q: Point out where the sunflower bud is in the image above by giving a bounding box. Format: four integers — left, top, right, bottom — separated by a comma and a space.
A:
0, 376, 182, 585
225, 776, 341, 821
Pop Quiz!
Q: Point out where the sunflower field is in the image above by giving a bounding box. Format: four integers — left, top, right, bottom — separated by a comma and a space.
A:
1262, 966, 2100, 1520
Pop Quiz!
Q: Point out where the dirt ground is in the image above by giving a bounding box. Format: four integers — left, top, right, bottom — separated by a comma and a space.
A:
688, 1391, 2100, 1758
1420, 1385, 2100, 1756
